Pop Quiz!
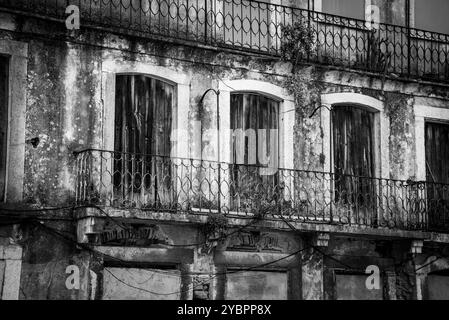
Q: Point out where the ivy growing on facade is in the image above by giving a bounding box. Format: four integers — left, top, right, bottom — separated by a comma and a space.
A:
280, 22, 322, 118
200, 213, 229, 254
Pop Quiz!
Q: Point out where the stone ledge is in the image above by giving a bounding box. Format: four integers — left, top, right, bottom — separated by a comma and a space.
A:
75, 207, 437, 241
428, 233, 449, 244
94, 246, 194, 264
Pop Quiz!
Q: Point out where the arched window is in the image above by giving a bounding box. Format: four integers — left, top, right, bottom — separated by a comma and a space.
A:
114, 74, 175, 208
333, 105, 375, 178
230, 92, 279, 167
114, 74, 174, 157
332, 105, 376, 217
230, 92, 280, 211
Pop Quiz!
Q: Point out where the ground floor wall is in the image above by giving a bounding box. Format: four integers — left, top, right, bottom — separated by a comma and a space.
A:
1, 214, 449, 300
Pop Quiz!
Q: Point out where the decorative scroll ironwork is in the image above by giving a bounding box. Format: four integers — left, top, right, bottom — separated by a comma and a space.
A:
75, 149, 449, 232
1, 0, 449, 82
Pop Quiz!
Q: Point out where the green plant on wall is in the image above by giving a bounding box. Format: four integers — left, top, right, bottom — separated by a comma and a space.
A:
280, 21, 322, 118
357, 29, 391, 74
283, 70, 323, 118
280, 21, 315, 68
200, 213, 228, 254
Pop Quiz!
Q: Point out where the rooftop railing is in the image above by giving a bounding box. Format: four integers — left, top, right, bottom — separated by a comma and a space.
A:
1, 0, 449, 82
74, 149, 449, 232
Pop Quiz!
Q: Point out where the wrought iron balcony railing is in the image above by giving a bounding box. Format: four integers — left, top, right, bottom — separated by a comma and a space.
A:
1, 0, 449, 82
74, 149, 449, 232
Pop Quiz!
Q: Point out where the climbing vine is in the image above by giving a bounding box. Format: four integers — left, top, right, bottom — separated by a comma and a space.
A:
384, 92, 410, 135
200, 213, 228, 254
200, 197, 277, 253
202, 213, 228, 238
280, 22, 315, 68
283, 69, 323, 118
280, 22, 322, 118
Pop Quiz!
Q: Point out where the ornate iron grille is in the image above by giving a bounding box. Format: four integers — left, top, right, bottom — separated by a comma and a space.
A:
1, 0, 449, 82
73, 149, 449, 232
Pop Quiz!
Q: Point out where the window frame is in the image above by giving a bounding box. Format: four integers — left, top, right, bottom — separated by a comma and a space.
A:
319, 93, 388, 225
94, 245, 194, 300
333, 270, 385, 300
320, 93, 389, 180
0, 245, 22, 300
424, 120, 449, 184
113, 73, 176, 157
218, 79, 295, 170
100, 62, 190, 208
217, 79, 295, 216
229, 91, 282, 169
0, 40, 27, 203
112, 73, 177, 208
331, 104, 377, 214
101, 61, 190, 159
0, 55, 9, 202
414, 105, 449, 182
331, 104, 377, 178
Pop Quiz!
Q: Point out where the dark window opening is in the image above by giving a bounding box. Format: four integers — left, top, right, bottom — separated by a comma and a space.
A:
332, 106, 376, 221
102, 266, 181, 300
322, 0, 365, 20
0, 56, 9, 202
230, 93, 280, 212
425, 121, 449, 230
426, 273, 449, 300
335, 272, 383, 300
415, 0, 449, 34
224, 269, 288, 300
114, 74, 174, 209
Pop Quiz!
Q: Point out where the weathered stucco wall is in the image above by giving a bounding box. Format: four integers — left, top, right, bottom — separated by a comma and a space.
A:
0, 9, 449, 300
24, 39, 103, 205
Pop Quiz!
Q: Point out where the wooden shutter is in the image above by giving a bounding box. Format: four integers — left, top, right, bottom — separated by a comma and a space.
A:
0, 56, 8, 202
